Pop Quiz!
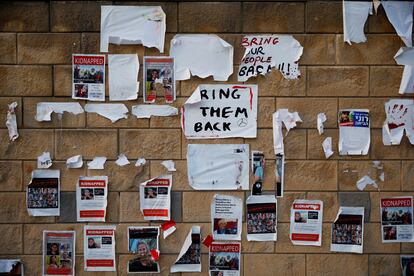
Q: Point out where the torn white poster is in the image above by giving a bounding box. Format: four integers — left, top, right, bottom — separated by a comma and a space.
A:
209, 242, 241, 276
132, 105, 178, 119
36, 102, 84, 122
27, 170, 60, 217
6, 102, 18, 141
143, 56, 176, 103
273, 109, 302, 155
84, 103, 128, 123
382, 99, 414, 145
395, 47, 414, 94
161, 160, 176, 172
38, 152, 53, 169
290, 199, 323, 246
66, 155, 83, 169
338, 109, 370, 155
356, 175, 378, 191
211, 194, 242, 241
343, 1, 373, 44
170, 34, 233, 81
170, 226, 201, 273
317, 113, 327, 135
382, 1, 414, 47
182, 84, 258, 139
128, 226, 160, 273
108, 54, 139, 101
84, 225, 116, 271
42, 230, 75, 276
72, 54, 105, 101
275, 153, 285, 197
87, 157, 107, 170
77, 176, 108, 222
115, 154, 130, 167
322, 137, 334, 159
246, 195, 277, 241
331, 206, 364, 254
251, 151, 265, 195
238, 35, 303, 81
401, 255, 414, 275
0, 259, 23, 275
187, 144, 249, 190
100, 6, 165, 53
135, 158, 146, 167
139, 175, 172, 221
380, 196, 414, 243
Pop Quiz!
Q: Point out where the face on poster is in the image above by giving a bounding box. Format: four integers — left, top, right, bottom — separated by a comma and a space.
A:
143, 56, 175, 103
72, 54, 105, 101
290, 200, 323, 246
76, 176, 108, 222
209, 242, 241, 276
139, 175, 172, 221
338, 109, 370, 155
27, 170, 60, 217
381, 196, 414, 243
211, 194, 243, 241
84, 225, 116, 272
170, 226, 201, 273
42, 231, 75, 276
128, 227, 160, 273
246, 195, 277, 241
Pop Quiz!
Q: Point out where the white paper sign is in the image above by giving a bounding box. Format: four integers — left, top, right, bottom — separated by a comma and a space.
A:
343, 1, 373, 44
139, 175, 172, 221
77, 176, 108, 222
211, 194, 242, 241
246, 195, 277, 241
27, 170, 60, 217
37, 152, 53, 169
108, 54, 139, 101
290, 199, 323, 246
84, 225, 116, 271
170, 226, 201, 273
382, 1, 413, 47
338, 109, 370, 155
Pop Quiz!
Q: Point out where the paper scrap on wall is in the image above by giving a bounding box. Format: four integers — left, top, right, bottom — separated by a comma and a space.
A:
382, 99, 414, 145
322, 137, 334, 159
72, 54, 105, 101
0, 259, 23, 275
139, 175, 172, 221
115, 154, 130, 166
343, 1, 373, 44
394, 47, 414, 94
246, 195, 277, 241
36, 102, 84, 122
338, 109, 370, 155
38, 152, 53, 169
27, 170, 60, 217
66, 155, 83, 169
382, 1, 413, 47
108, 54, 139, 101
170, 34, 233, 81
100, 6, 165, 53
43, 230, 75, 276
84, 225, 116, 272
273, 109, 302, 155
380, 196, 413, 243
77, 176, 108, 222
290, 199, 323, 246
170, 226, 201, 273
275, 153, 285, 197
135, 158, 146, 167
209, 242, 240, 276
84, 104, 128, 123
182, 84, 258, 139
87, 157, 107, 170
143, 56, 176, 103
127, 226, 160, 273
187, 144, 249, 190
238, 35, 303, 82
317, 113, 327, 135
211, 194, 242, 241
356, 175, 378, 191
6, 102, 18, 141
132, 105, 178, 118
161, 160, 176, 172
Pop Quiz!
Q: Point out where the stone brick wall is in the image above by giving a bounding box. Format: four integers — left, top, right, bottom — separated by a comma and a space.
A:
0, 1, 413, 275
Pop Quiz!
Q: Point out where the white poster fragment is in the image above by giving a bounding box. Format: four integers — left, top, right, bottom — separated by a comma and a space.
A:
382, 1, 414, 47
135, 158, 146, 167
395, 47, 414, 94
401, 255, 414, 275
170, 34, 233, 81
77, 176, 108, 222
187, 144, 249, 190
331, 206, 364, 254
343, 1, 373, 44
27, 170, 60, 217
356, 175, 378, 191
0, 259, 23, 275
87, 157, 107, 170
338, 109, 370, 155
382, 99, 414, 145
108, 54, 139, 101
182, 84, 258, 139
36, 102, 84, 122
127, 226, 160, 273
132, 105, 178, 119
115, 154, 130, 167
139, 175, 172, 221
100, 6, 165, 53
161, 160, 176, 172
211, 194, 242, 241
290, 199, 323, 246
42, 230, 75, 276
66, 155, 83, 169
322, 137, 334, 159
38, 152, 53, 169
246, 195, 277, 241
170, 226, 201, 273
84, 225, 116, 271
273, 109, 302, 155
380, 196, 414, 243
238, 35, 303, 81
72, 54, 105, 101
209, 242, 241, 276
6, 102, 18, 141
317, 113, 327, 135
84, 104, 128, 123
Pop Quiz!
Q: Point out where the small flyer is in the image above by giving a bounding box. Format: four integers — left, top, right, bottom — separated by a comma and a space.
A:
143, 56, 175, 103
246, 195, 277, 241
42, 230, 75, 276
139, 175, 172, 221
290, 199, 323, 246
338, 109, 370, 155
84, 225, 116, 272
209, 242, 241, 276
275, 153, 285, 197
0, 259, 23, 275
211, 194, 242, 241
72, 54, 105, 101
76, 176, 108, 222
170, 226, 201, 273
27, 170, 60, 217
381, 196, 414, 243
128, 226, 160, 273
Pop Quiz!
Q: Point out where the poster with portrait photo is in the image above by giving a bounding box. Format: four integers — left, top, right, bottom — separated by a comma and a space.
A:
170, 226, 201, 273
139, 175, 172, 221
246, 195, 277, 241
211, 194, 242, 241
381, 196, 414, 243
76, 176, 108, 222
401, 255, 414, 276
84, 225, 116, 272
275, 153, 284, 197
72, 54, 105, 101
27, 170, 60, 217
251, 151, 264, 195
338, 109, 370, 155
0, 259, 24, 275
290, 199, 323, 246
143, 56, 175, 103
330, 207, 364, 254
128, 227, 160, 273
209, 242, 240, 276
42, 230, 75, 276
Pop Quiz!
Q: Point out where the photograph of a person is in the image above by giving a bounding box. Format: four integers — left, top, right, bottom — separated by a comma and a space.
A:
73, 65, 104, 84
247, 203, 277, 235
213, 219, 238, 235
401, 256, 414, 276
144, 187, 157, 199
46, 255, 60, 270
93, 188, 105, 196
339, 110, 351, 124
128, 227, 160, 273
74, 84, 88, 99
87, 237, 101, 249
382, 206, 413, 225
47, 243, 60, 256
252, 152, 265, 183
27, 187, 58, 209
209, 251, 239, 271
157, 187, 168, 195
331, 215, 363, 246
81, 189, 94, 200
143, 57, 175, 103
294, 211, 307, 223
383, 226, 397, 240
210, 271, 224, 276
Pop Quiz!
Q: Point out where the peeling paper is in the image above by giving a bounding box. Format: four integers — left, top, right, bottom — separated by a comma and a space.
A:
238, 35, 303, 82
170, 34, 233, 81
161, 160, 176, 172
100, 6, 166, 53
394, 47, 414, 94
87, 157, 107, 170
108, 54, 139, 101
6, 102, 18, 141
170, 226, 201, 273
161, 220, 176, 239
35, 102, 84, 122
382, 1, 414, 47
84, 103, 128, 123
338, 109, 370, 155
273, 109, 302, 155
135, 158, 146, 167
66, 155, 83, 169
37, 152, 52, 169
115, 154, 130, 167
322, 137, 334, 159
343, 1, 373, 44
131, 105, 178, 118
317, 113, 327, 135
382, 99, 414, 145
356, 175, 378, 191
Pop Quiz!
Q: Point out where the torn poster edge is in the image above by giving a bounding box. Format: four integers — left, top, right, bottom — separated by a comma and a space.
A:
170, 225, 201, 273
84, 103, 129, 123
6, 102, 19, 141
35, 102, 84, 122
131, 105, 178, 119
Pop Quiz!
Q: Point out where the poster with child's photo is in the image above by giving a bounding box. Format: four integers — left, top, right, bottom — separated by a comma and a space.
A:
42, 231, 75, 276
143, 57, 175, 103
